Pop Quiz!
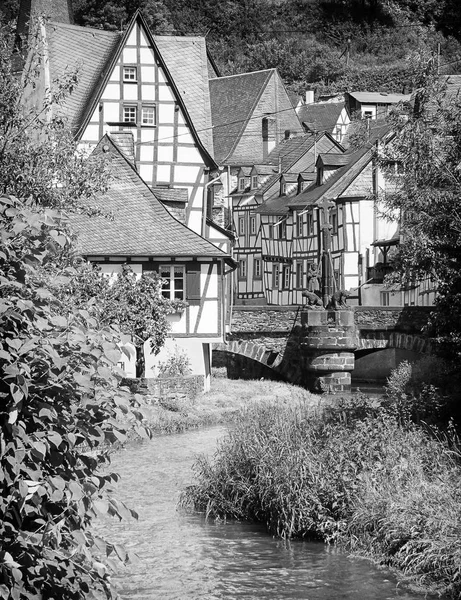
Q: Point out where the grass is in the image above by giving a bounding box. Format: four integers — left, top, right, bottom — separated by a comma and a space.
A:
179, 394, 461, 598
131, 373, 326, 434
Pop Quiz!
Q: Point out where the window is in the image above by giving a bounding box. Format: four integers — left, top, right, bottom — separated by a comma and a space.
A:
238, 216, 245, 236
238, 177, 245, 191
252, 175, 258, 189
254, 258, 262, 279
239, 259, 247, 279
306, 213, 314, 235
331, 211, 338, 234
272, 265, 279, 289
250, 216, 256, 235
160, 265, 185, 300
363, 110, 373, 119
281, 182, 287, 196
295, 262, 303, 288
123, 105, 137, 123
381, 291, 390, 306
296, 214, 303, 237
262, 116, 276, 141
282, 265, 290, 290
141, 105, 156, 126
335, 124, 342, 142
298, 180, 305, 193
278, 220, 286, 239
123, 66, 137, 81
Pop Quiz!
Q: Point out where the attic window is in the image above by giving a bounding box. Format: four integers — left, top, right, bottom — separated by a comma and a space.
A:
141, 105, 156, 126
238, 177, 245, 192
123, 105, 137, 123
123, 66, 137, 81
251, 175, 258, 189
281, 182, 287, 196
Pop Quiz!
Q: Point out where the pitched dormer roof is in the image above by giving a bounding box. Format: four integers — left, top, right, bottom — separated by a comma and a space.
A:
316, 153, 350, 167
288, 123, 391, 209
70, 135, 229, 260
263, 133, 319, 172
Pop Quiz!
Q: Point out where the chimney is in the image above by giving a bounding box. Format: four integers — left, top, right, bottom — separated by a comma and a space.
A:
16, 0, 74, 43
305, 90, 315, 105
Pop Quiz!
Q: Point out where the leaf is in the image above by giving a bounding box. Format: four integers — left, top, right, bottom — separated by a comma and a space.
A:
68, 480, 83, 501
8, 409, 18, 424
50, 315, 67, 328
93, 498, 109, 516
30, 441, 46, 461
48, 432, 62, 448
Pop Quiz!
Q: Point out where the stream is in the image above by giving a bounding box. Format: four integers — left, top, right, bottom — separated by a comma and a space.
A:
93, 426, 442, 600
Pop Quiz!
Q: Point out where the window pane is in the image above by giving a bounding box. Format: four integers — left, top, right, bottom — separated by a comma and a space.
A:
123, 66, 136, 80
123, 106, 136, 123
142, 106, 156, 125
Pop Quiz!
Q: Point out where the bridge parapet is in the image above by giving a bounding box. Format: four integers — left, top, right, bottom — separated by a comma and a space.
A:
216, 305, 433, 393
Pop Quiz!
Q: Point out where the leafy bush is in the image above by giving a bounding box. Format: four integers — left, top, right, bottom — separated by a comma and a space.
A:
0, 196, 151, 599
158, 346, 192, 378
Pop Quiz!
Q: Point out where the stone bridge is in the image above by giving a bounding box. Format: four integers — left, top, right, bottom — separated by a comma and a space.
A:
214, 306, 433, 392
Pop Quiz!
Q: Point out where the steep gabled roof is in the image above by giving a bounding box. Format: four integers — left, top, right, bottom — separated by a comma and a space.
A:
263, 133, 317, 172
298, 102, 344, 133
288, 123, 391, 209
46, 21, 121, 133
70, 136, 229, 260
209, 69, 274, 164
43, 13, 215, 161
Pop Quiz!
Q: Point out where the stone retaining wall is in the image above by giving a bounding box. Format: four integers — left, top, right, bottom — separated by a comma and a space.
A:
121, 375, 204, 403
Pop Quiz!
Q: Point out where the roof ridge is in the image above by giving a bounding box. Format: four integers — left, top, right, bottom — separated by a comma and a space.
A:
209, 68, 276, 81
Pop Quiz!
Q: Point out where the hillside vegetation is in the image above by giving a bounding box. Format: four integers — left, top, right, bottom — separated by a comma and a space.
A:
2, 0, 461, 95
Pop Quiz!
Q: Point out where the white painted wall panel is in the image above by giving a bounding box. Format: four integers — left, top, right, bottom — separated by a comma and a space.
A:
140, 144, 155, 162
174, 165, 202, 183
158, 104, 175, 123
158, 85, 174, 101
141, 65, 155, 83
157, 126, 174, 141
141, 85, 155, 101
156, 164, 171, 181
203, 266, 218, 297
157, 146, 174, 162
177, 145, 202, 163
104, 103, 119, 122
123, 84, 138, 101
109, 66, 119, 82
139, 163, 153, 181
140, 47, 153, 63
123, 48, 137, 63
102, 83, 119, 100
126, 28, 137, 46
83, 124, 99, 141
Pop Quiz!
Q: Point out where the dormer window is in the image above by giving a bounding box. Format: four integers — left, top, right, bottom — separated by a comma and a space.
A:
238, 177, 245, 191
317, 167, 324, 186
281, 182, 287, 196
252, 175, 258, 189
123, 66, 137, 82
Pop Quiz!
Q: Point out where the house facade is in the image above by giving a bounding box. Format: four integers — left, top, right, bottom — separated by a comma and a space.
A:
70, 136, 235, 390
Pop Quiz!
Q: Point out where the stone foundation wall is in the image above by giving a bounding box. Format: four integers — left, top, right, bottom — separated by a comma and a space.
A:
122, 375, 204, 403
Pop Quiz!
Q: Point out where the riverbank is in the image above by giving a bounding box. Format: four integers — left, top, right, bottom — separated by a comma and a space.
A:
180, 394, 461, 599
132, 373, 328, 434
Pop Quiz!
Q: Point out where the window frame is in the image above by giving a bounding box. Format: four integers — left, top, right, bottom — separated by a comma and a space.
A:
295, 261, 303, 289
250, 215, 256, 235
141, 104, 156, 127
272, 265, 280, 289
254, 258, 262, 279
160, 264, 185, 301
123, 65, 137, 82
123, 105, 137, 124
238, 258, 247, 279
238, 216, 245, 236
251, 175, 258, 189
296, 214, 303, 237
282, 265, 291, 290
238, 177, 246, 192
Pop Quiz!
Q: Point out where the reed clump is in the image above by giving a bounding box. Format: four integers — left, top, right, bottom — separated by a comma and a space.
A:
180, 396, 461, 597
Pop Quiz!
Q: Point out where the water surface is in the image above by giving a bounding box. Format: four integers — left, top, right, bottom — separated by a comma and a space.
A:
94, 426, 441, 600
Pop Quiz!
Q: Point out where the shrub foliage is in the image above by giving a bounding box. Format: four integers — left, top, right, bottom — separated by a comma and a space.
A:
0, 195, 151, 599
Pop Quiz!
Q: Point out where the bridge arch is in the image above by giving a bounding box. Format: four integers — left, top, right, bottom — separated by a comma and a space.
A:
214, 340, 283, 370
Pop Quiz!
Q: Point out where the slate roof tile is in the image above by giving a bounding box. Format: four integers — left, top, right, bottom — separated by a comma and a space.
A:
263, 133, 317, 172
70, 136, 228, 259
152, 187, 189, 203
298, 102, 344, 133
209, 70, 274, 163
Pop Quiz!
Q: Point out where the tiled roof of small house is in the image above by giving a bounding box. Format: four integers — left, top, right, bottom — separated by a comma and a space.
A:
254, 183, 298, 216
44, 16, 214, 155
347, 91, 411, 104
288, 123, 391, 209
298, 102, 344, 134
298, 171, 315, 181
253, 164, 278, 175
209, 69, 274, 164
263, 133, 318, 172
281, 173, 298, 183
70, 136, 229, 259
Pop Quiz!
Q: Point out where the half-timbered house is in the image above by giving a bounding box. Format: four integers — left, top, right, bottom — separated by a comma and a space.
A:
232, 132, 343, 304
70, 136, 235, 390
19, 6, 217, 236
